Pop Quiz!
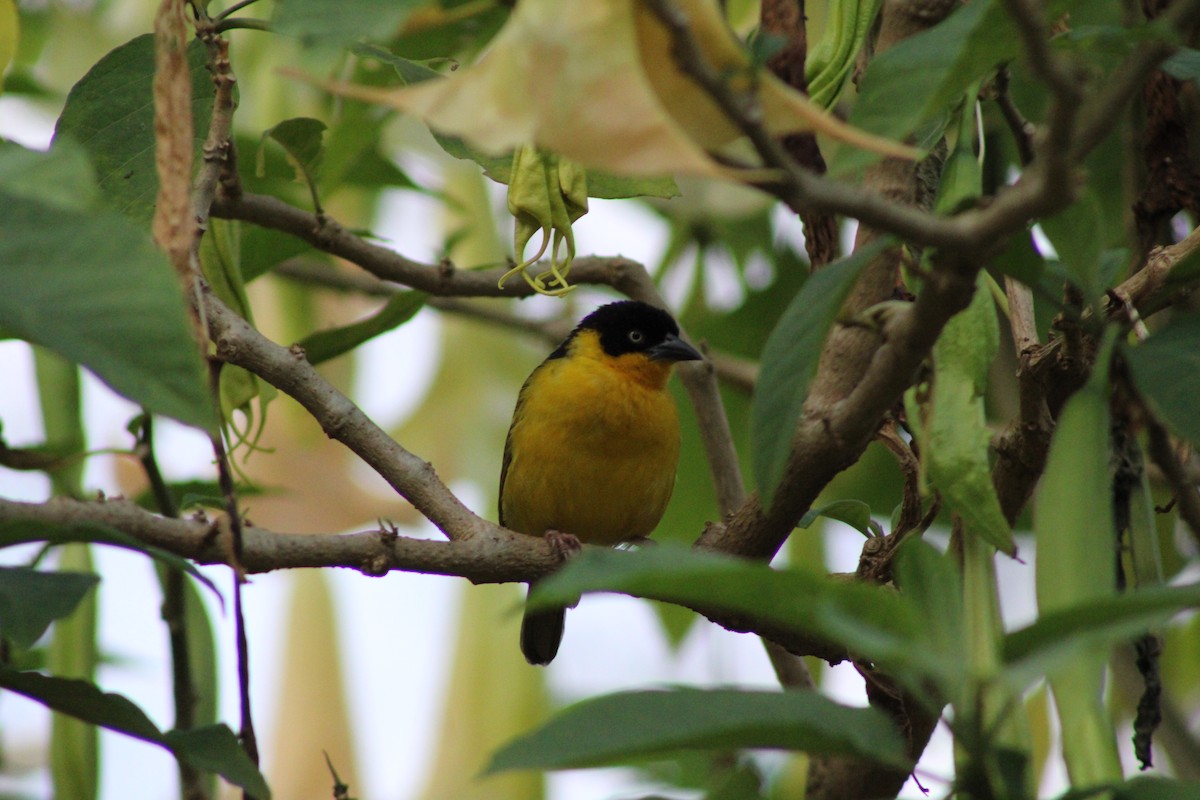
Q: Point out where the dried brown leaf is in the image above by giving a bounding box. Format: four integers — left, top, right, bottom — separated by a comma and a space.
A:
152, 0, 194, 277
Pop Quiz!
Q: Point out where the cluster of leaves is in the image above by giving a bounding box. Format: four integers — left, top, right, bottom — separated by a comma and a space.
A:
3, 0, 1200, 799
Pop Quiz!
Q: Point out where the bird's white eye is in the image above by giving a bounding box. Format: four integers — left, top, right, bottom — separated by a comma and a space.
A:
628, 330, 645, 344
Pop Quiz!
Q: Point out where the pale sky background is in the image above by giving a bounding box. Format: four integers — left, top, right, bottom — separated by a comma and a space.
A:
0, 94, 1076, 800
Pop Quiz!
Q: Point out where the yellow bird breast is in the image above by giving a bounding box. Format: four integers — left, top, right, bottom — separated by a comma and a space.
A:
501, 350, 682, 546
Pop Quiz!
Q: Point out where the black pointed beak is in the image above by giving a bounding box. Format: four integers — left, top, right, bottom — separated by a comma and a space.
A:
648, 333, 703, 362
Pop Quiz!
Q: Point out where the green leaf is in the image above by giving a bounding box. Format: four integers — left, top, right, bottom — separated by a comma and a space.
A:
257, 117, 325, 190
1125, 313, 1200, 449
297, 290, 428, 365
990, 229, 1046, 286
273, 0, 425, 46
934, 90, 983, 214
832, 0, 1014, 174
0, 567, 98, 650
0, 191, 215, 430
54, 34, 214, 224
165, 725, 271, 800
1160, 47, 1200, 87
322, 99, 421, 194
529, 546, 943, 685
892, 540, 964, 691
797, 499, 877, 537
1033, 331, 1121, 785
0, 137, 98, 211
0, 520, 221, 602
133, 479, 266, 514
1039, 189, 1105, 300
751, 238, 892, 504
48, 545, 98, 800
0, 668, 162, 743
1113, 776, 1200, 799
0, 668, 271, 798
487, 687, 909, 774
1002, 583, 1200, 680
922, 276, 1016, 555
1162, 244, 1200, 292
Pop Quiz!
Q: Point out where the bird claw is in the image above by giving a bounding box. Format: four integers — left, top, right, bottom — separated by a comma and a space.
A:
544, 530, 582, 562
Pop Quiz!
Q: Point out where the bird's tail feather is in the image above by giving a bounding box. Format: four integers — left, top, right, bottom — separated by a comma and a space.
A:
520, 584, 565, 665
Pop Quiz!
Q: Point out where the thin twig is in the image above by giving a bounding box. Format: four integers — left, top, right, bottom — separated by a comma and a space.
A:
0, 495, 853, 663
190, 8, 261, 788
135, 417, 208, 800
992, 66, 1036, 167
273, 259, 760, 392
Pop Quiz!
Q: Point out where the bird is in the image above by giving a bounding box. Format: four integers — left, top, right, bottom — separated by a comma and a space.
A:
499, 300, 703, 665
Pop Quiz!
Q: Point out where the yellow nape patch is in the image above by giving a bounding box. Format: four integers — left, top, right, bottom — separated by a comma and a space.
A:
500, 330, 684, 546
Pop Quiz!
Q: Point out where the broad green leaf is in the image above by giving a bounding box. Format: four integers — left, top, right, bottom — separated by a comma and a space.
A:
1039, 189, 1105, 300
273, 0, 425, 46
1055, 777, 1200, 800
893, 540, 964, 692
297, 290, 428, 365
990, 229, 1046, 286
0, 190, 215, 430
0, 668, 270, 797
48, 545, 98, 800
0, 137, 97, 211
797, 499, 876, 537
0, 520, 221, 601
922, 276, 1016, 555
133, 478, 267, 514
833, 0, 1014, 174
1112, 776, 1200, 799
240, 225, 315, 283
1163, 244, 1200, 292
0, 668, 162, 743
1125, 313, 1200, 449
1034, 333, 1121, 786
934, 90, 983, 215
0, 567, 98, 650
322, 97, 421, 194
528, 546, 942, 684
1002, 582, 1200, 679
165, 725, 271, 800
751, 238, 893, 504
707, 759, 767, 800
487, 688, 909, 774
257, 117, 325, 195
1160, 47, 1200, 86
54, 34, 213, 224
